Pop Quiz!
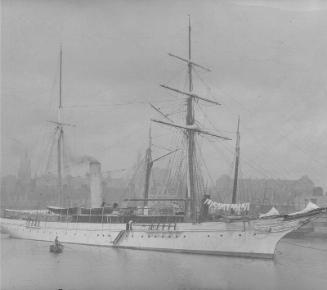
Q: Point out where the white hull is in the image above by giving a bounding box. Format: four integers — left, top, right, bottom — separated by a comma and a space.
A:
1, 215, 313, 258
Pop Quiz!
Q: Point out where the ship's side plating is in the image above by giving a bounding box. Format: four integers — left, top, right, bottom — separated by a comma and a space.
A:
0, 215, 310, 258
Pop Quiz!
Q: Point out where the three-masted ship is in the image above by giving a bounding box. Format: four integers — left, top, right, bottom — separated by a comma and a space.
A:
1, 18, 326, 259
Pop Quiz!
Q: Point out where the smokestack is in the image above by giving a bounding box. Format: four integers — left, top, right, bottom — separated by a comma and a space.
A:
89, 161, 103, 208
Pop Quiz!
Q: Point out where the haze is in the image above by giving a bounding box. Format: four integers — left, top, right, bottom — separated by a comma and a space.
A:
1, 0, 327, 189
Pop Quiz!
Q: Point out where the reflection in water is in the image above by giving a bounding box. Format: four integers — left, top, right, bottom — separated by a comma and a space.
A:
1, 234, 326, 290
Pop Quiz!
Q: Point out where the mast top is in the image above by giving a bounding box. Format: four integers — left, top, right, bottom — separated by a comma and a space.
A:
188, 14, 191, 61
59, 46, 63, 110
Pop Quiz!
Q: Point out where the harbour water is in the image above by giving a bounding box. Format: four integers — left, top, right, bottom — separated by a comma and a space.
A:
1, 233, 326, 290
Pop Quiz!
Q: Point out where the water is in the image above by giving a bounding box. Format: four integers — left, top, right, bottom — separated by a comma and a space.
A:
1, 233, 326, 290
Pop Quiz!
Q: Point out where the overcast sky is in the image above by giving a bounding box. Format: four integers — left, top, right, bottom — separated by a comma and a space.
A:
2, 0, 327, 189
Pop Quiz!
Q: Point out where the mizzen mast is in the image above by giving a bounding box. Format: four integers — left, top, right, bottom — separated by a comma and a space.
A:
143, 125, 153, 207
143, 122, 180, 208
231, 117, 241, 204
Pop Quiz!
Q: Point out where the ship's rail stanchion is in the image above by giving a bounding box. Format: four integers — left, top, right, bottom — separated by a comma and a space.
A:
146, 223, 177, 232
45, 215, 48, 230
25, 216, 40, 228
75, 213, 79, 231
65, 209, 69, 232
101, 206, 104, 231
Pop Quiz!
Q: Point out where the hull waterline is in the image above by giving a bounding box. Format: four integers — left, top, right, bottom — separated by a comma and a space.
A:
1, 215, 316, 259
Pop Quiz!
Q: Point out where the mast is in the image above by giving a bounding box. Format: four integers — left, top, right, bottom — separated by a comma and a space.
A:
142, 123, 180, 208
57, 46, 64, 207
143, 125, 153, 207
231, 117, 240, 204
186, 15, 196, 222
152, 17, 230, 222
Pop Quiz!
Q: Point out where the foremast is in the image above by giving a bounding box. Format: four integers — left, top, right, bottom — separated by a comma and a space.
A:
57, 47, 64, 207
48, 47, 74, 207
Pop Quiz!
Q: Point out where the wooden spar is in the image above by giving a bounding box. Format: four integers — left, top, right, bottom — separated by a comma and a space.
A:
231, 117, 240, 204
149, 103, 174, 123
152, 149, 179, 163
59, 46, 63, 110
188, 15, 192, 92
47, 120, 76, 127
151, 119, 231, 140
143, 125, 153, 207
168, 53, 211, 72
160, 84, 220, 105
186, 15, 197, 222
125, 198, 190, 201
57, 46, 64, 207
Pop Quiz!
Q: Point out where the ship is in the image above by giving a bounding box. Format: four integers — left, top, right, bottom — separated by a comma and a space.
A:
1, 17, 326, 259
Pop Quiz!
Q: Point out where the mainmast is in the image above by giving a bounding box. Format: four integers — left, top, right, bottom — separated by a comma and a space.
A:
231, 117, 240, 204
57, 47, 64, 207
152, 17, 230, 223
186, 15, 196, 222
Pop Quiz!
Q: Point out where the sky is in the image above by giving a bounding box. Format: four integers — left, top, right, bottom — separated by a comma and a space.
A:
1, 0, 327, 189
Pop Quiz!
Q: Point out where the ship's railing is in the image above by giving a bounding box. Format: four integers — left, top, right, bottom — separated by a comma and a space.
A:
131, 223, 178, 231
25, 217, 41, 228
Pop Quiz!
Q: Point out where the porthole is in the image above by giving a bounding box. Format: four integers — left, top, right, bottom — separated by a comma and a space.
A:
238, 234, 242, 237
183, 235, 186, 238
253, 233, 256, 236
141, 235, 143, 238
207, 235, 210, 237
220, 234, 223, 237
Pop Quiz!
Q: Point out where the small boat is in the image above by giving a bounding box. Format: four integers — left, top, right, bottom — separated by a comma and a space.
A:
49, 243, 64, 254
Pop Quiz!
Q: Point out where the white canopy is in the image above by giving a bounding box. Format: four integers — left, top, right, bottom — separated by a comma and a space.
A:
205, 199, 250, 215
259, 207, 280, 218
288, 201, 319, 216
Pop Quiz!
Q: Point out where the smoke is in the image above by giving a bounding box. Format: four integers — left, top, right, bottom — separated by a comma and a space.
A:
69, 155, 99, 165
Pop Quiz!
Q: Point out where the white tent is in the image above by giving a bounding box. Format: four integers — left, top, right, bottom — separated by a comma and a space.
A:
259, 207, 280, 218
288, 201, 319, 216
